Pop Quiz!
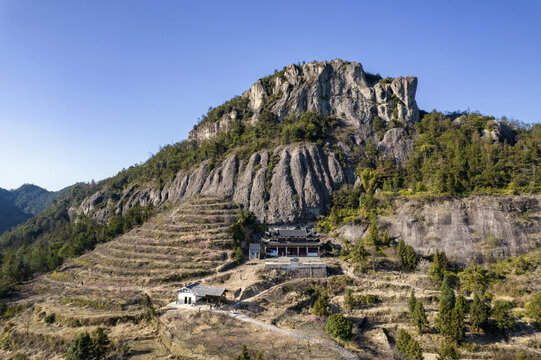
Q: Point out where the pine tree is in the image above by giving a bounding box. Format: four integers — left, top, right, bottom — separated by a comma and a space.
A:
325, 313, 353, 341
235, 345, 251, 360
90, 327, 109, 360
403, 245, 418, 270
66, 332, 93, 360
429, 250, 449, 286
455, 295, 468, 320
470, 293, 490, 332
255, 351, 264, 360
344, 288, 355, 310
408, 290, 417, 315
438, 340, 459, 360
493, 300, 515, 333
396, 239, 406, 260
449, 304, 465, 342
396, 329, 423, 360
436, 276, 456, 337
412, 301, 428, 333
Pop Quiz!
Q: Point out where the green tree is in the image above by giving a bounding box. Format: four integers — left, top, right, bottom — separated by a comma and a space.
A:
91, 327, 109, 360
429, 250, 450, 286
235, 247, 244, 263
396, 329, 423, 360
255, 351, 264, 360
66, 332, 93, 360
470, 293, 490, 332
455, 295, 468, 320
449, 305, 465, 342
325, 313, 352, 341
413, 301, 429, 333
470, 294, 490, 331
436, 276, 456, 338
13, 354, 29, 360
438, 341, 459, 360
143, 294, 156, 320
526, 293, 541, 329
358, 168, 380, 195
492, 300, 515, 333
408, 290, 417, 314
402, 245, 418, 270
396, 239, 406, 260
459, 262, 488, 296
312, 292, 330, 316
235, 344, 251, 360
344, 288, 354, 310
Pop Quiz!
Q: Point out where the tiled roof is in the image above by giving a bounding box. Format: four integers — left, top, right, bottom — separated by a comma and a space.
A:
180, 282, 226, 297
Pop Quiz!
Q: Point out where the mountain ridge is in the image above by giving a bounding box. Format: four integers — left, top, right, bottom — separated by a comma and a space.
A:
0, 184, 70, 234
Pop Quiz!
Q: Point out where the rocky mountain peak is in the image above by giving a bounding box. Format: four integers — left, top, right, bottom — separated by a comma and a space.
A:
189, 59, 419, 143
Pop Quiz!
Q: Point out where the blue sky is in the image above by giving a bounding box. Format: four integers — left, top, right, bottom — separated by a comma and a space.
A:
0, 0, 539, 191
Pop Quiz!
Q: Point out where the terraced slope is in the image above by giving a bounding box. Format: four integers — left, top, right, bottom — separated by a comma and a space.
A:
0, 196, 241, 359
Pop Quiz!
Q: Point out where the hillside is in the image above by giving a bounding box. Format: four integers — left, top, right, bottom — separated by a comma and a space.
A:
0, 59, 539, 359
0, 184, 70, 234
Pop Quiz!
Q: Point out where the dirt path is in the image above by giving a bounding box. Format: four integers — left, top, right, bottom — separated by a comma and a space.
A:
164, 303, 358, 360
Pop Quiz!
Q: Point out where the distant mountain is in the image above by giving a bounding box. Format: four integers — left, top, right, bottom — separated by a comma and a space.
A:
0, 184, 70, 234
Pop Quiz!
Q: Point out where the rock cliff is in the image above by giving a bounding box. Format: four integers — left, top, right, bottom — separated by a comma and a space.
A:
75, 143, 355, 224
189, 59, 419, 143
350, 195, 540, 265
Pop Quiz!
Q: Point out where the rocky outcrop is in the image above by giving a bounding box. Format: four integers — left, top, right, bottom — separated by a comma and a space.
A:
189, 59, 419, 143
74, 143, 355, 224
377, 128, 413, 166
378, 195, 541, 264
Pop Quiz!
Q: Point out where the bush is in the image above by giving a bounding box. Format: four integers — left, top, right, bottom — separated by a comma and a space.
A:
526, 293, 541, 329
12, 354, 29, 360
312, 293, 330, 316
325, 313, 352, 341
66, 328, 110, 360
235, 344, 251, 360
43, 313, 55, 323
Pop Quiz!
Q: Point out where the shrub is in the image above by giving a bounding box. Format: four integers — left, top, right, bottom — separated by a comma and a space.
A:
66, 328, 110, 360
312, 293, 330, 316
12, 354, 29, 360
44, 313, 55, 324
325, 313, 352, 341
235, 344, 251, 360
526, 293, 541, 329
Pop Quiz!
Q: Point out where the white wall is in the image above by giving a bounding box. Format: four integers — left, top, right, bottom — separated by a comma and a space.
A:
178, 291, 197, 305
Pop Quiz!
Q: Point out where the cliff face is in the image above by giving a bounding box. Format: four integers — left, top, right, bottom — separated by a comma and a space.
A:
189, 60, 419, 143
381, 195, 541, 264
75, 143, 355, 224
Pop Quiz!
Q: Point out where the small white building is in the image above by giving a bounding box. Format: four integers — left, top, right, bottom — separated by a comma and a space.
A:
249, 243, 261, 260
177, 283, 226, 305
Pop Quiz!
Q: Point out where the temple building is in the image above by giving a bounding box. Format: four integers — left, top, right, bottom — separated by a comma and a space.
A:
262, 228, 321, 258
